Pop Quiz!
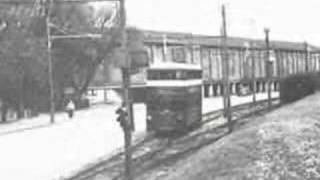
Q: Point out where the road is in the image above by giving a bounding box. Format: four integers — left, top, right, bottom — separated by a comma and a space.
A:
0, 91, 278, 180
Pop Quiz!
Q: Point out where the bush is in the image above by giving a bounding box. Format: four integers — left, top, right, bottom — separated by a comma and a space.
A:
280, 73, 319, 104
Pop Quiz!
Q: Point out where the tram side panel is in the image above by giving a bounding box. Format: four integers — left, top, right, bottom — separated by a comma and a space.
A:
192, 45, 202, 65
254, 50, 262, 79
275, 50, 283, 78
209, 48, 220, 81
184, 85, 202, 128
259, 50, 267, 79
229, 49, 242, 82
201, 48, 212, 81
146, 43, 319, 97
281, 51, 288, 77
316, 53, 320, 72
294, 52, 299, 74
150, 45, 165, 64
302, 51, 307, 73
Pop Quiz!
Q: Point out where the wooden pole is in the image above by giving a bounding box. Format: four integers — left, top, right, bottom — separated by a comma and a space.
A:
46, 0, 55, 123
264, 28, 272, 110
221, 4, 232, 133
119, 0, 133, 179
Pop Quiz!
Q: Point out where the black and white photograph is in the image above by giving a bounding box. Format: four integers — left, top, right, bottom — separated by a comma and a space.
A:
0, 0, 320, 180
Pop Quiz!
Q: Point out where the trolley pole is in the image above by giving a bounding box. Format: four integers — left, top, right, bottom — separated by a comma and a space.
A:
221, 5, 232, 133
119, 0, 133, 179
46, 0, 55, 123
264, 28, 272, 110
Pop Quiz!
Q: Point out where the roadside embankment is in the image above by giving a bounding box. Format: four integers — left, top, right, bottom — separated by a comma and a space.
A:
141, 92, 320, 180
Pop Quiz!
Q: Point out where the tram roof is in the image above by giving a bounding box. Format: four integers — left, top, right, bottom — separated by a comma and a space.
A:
143, 30, 320, 52
148, 62, 202, 70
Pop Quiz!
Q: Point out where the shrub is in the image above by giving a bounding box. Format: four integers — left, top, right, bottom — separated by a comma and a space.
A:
280, 73, 319, 104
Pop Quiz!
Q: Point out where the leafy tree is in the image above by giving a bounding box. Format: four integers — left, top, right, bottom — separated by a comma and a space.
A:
0, 1, 145, 121
0, 3, 48, 120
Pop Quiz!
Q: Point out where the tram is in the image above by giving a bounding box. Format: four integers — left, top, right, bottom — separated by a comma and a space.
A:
146, 62, 203, 133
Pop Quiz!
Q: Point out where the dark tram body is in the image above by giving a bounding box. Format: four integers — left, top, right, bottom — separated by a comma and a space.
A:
146, 63, 202, 133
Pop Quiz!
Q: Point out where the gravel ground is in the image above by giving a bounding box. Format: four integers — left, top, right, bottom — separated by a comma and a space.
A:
137, 92, 320, 180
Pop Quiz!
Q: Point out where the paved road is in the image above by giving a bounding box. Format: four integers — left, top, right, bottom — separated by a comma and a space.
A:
0, 92, 278, 180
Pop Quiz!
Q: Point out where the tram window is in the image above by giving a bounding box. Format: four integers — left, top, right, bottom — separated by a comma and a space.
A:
148, 70, 201, 80
161, 71, 176, 79
176, 70, 188, 80
176, 71, 183, 79
187, 71, 202, 79
147, 71, 161, 80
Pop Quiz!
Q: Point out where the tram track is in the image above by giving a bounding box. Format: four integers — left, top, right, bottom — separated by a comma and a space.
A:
65, 98, 280, 180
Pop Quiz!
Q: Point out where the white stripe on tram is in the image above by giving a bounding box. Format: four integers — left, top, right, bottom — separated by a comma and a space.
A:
147, 80, 203, 87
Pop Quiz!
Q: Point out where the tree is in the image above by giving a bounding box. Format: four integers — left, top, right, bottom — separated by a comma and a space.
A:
0, 1, 145, 120
0, 3, 48, 120
0, 1, 115, 119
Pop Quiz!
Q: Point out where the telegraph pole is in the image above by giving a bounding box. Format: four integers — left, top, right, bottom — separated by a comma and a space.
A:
221, 4, 232, 133
46, 0, 55, 123
119, 0, 133, 179
264, 28, 272, 110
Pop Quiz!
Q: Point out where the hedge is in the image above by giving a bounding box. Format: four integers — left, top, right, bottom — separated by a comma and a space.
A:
280, 73, 320, 104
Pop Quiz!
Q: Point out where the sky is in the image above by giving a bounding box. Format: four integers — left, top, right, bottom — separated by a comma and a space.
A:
124, 0, 320, 46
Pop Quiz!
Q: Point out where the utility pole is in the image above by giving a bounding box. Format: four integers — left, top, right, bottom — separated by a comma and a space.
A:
221, 4, 232, 133
46, 0, 55, 123
264, 28, 272, 110
119, 0, 133, 179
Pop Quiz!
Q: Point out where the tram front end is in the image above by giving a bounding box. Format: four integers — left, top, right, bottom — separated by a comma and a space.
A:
146, 63, 202, 134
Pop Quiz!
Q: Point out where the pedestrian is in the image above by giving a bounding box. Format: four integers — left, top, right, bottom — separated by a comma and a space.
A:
66, 100, 75, 119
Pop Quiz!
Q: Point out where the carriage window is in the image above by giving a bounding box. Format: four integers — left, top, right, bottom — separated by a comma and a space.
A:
161, 71, 176, 79
148, 70, 177, 80
172, 47, 186, 63
147, 71, 161, 80
187, 71, 202, 79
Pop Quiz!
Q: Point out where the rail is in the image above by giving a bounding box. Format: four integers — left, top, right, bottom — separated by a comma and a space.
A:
64, 97, 280, 180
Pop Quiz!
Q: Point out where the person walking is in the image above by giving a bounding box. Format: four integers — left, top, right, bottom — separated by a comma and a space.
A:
66, 100, 75, 119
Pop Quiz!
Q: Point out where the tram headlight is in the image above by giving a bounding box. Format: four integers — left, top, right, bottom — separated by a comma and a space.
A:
147, 115, 152, 121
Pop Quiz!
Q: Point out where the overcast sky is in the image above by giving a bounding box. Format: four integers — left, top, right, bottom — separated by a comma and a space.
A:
125, 0, 320, 45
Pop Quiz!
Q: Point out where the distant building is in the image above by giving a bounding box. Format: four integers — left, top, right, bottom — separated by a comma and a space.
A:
91, 29, 320, 87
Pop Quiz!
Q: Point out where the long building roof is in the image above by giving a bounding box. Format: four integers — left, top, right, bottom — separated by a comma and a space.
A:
142, 30, 320, 52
